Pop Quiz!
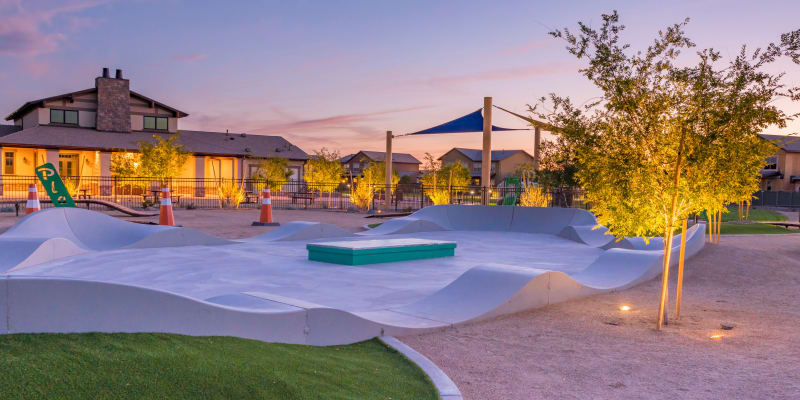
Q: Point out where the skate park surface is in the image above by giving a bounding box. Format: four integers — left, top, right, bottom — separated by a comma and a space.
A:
0, 205, 705, 345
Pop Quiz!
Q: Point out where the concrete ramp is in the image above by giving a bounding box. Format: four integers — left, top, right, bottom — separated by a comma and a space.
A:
0, 208, 231, 272
558, 225, 615, 247
357, 217, 447, 236
248, 221, 355, 242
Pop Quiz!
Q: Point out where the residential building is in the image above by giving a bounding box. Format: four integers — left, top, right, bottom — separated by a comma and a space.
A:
760, 134, 800, 192
0, 68, 308, 197
438, 148, 535, 186
341, 151, 421, 180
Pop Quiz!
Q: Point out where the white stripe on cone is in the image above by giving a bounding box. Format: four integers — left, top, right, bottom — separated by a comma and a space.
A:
262, 198, 271, 205
26, 200, 40, 208
161, 198, 172, 206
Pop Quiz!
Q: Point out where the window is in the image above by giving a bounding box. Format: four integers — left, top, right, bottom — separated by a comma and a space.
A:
143, 116, 168, 131
59, 153, 78, 177
3, 152, 14, 175
50, 109, 78, 125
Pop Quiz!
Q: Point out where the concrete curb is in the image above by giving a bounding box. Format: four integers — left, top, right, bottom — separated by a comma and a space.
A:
379, 336, 462, 400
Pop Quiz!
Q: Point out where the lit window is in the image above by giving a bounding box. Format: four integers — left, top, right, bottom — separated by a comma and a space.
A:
50, 109, 78, 125
59, 153, 78, 176
3, 152, 14, 174
143, 116, 168, 130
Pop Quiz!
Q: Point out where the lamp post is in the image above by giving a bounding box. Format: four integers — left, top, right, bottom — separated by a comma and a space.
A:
482, 97, 492, 205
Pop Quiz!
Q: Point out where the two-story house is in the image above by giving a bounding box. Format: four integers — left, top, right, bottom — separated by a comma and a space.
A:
341, 151, 421, 181
438, 148, 535, 186
0, 68, 308, 197
759, 134, 800, 192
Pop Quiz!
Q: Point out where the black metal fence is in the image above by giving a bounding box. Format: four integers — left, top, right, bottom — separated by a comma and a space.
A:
0, 175, 588, 212
750, 190, 800, 207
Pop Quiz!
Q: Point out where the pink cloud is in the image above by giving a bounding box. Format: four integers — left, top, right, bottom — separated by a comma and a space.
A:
0, 0, 108, 57
172, 53, 208, 63
496, 39, 552, 56
411, 63, 574, 89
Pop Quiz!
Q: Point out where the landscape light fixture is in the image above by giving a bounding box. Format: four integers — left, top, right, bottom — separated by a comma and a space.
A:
710, 334, 724, 340
620, 305, 631, 311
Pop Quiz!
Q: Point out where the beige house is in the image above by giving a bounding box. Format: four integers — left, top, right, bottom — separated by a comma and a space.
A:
0, 68, 308, 197
438, 148, 535, 186
760, 134, 800, 192
341, 151, 421, 181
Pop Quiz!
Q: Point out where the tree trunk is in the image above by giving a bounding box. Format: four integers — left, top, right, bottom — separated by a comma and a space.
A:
745, 202, 750, 221
675, 218, 688, 319
657, 130, 686, 330
716, 209, 722, 243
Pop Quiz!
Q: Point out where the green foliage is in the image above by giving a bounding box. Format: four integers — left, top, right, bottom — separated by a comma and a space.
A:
362, 161, 400, 200
0, 333, 437, 399
419, 153, 470, 204
535, 139, 579, 189
538, 11, 800, 241
251, 157, 292, 192
519, 185, 552, 207
305, 148, 344, 205
110, 152, 140, 177
350, 166, 375, 211
137, 134, 189, 181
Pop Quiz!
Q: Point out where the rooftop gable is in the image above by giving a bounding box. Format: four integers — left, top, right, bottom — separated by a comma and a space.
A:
760, 133, 800, 153
440, 147, 531, 162
347, 150, 421, 164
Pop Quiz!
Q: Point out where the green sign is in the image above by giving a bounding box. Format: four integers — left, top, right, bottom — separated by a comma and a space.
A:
35, 163, 76, 208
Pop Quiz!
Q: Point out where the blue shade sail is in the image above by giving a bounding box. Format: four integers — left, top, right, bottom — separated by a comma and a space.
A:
410, 109, 526, 135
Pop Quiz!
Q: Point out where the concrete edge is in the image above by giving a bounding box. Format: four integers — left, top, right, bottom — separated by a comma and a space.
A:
379, 336, 463, 400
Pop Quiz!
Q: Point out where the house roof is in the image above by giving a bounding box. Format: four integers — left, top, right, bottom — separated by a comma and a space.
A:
760, 134, 800, 153
4, 88, 189, 121
0, 124, 22, 137
439, 147, 532, 162
0, 125, 308, 160
344, 150, 421, 164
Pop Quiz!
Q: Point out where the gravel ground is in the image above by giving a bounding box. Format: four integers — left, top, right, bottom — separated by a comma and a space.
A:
401, 234, 800, 400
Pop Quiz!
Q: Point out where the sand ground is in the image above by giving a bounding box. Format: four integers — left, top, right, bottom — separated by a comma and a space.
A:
0, 208, 372, 238
1, 208, 799, 399
401, 234, 800, 400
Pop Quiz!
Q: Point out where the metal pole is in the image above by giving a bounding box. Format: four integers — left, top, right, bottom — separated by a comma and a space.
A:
482, 97, 492, 205
385, 131, 392, 210
533, 125, 541, 173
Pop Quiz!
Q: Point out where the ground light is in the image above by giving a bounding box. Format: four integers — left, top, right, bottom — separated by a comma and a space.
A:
710, 334, 724, 340
620, 305, 631, 311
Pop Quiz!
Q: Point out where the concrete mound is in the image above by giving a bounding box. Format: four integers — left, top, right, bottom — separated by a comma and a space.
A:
357, 218, 447, 236
248, 221, 355, 242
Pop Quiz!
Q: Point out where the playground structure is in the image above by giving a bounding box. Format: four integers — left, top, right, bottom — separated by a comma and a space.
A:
0, 205, 705, 345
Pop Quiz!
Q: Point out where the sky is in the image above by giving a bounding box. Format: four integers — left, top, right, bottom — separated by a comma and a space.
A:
1, 0, 799, 160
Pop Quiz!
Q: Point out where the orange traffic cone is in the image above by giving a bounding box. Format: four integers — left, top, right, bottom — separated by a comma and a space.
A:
158, 186, 175, 226
26, 184, 40, 215
252, 187, 279, 226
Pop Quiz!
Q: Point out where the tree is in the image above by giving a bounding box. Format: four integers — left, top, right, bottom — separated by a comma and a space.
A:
535, 139, 579, 189
362, 161, 400, 199
138, 134, 189, 182
304, 148, 344, 206
542, 11, 799, 329
110, 152, 140, 177
251, 157, 292, 192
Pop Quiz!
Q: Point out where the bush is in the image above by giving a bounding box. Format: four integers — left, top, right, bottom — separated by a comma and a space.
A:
217, 180, 245, 208
520, 185, 552, 207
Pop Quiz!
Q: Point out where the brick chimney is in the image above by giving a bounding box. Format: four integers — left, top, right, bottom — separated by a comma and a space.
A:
95, 68, 131, 132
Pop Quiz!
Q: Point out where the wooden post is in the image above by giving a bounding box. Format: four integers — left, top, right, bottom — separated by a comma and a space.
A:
533, 125, 541, 173
482, 97, 492, 205
385, 130, 392, 210
675, 218, 688, 319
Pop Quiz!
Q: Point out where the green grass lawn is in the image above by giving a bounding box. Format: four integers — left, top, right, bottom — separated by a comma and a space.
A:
718, 222, 798, 235
0, 333, 438, 400
698, 206, 788, 222
367, 223, 383, 229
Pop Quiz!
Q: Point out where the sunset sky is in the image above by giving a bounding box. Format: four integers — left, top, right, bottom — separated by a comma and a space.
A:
1, 0, 798, 160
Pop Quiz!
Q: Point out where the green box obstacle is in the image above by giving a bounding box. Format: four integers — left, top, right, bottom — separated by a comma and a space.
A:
307, 238, 456, 266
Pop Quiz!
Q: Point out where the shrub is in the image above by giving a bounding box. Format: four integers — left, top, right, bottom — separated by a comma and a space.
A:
217, 180, 246, 208
520, 185, 552, 207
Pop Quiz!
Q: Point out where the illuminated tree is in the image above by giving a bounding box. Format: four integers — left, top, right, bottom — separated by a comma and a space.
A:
543, 11, 800, 329
304, 148, 344, 206
251, 157, 292, 192
138, 134, 189, 182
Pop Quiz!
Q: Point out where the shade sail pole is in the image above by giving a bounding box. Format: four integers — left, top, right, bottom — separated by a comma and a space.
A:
533, 125, 541, 173
482, 97, 492, 205
385, 131, 393, 210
